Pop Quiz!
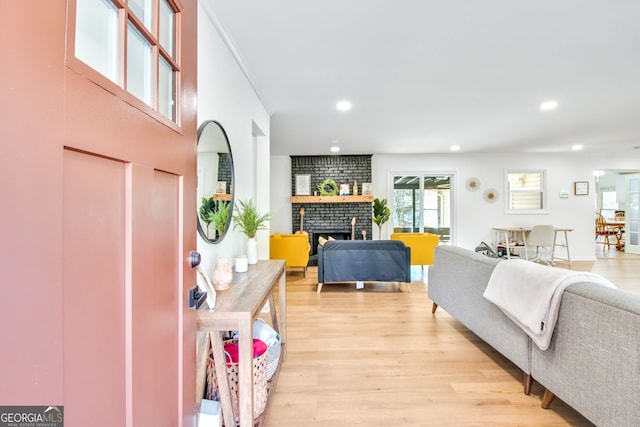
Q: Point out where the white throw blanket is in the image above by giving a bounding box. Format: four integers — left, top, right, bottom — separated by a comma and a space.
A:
483, 259, 615, 350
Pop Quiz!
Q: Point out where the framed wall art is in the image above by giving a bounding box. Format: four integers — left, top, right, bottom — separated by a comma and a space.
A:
574, 181, 589, 196
295, 174, 311, 195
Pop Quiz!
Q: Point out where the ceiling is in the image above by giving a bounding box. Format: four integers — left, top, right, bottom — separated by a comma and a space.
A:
203, 1, 640, 156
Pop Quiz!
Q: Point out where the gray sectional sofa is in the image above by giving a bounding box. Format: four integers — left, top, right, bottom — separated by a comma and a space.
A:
428, 245, 640, 427
317, 240, 411, 293
427, 245, 533, 393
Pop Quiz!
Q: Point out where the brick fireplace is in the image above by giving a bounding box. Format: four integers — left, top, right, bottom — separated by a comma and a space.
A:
291, 155, 373, 255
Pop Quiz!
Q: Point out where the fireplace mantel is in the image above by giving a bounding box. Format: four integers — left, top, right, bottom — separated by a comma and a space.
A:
290, 195, 373, 203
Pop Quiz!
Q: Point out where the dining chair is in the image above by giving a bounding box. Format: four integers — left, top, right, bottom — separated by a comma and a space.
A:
526, 225, 556, 265
595, 212, 618, 249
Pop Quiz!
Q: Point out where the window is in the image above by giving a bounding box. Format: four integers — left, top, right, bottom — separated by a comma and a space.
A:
75, 0, 119, 83
73, 0, 180, 124
600, 188, 618, 220
505, 170, 546, 213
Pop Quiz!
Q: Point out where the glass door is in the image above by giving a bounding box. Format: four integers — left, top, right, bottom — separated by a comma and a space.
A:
392, 174, 452, 243
625, 174, 640, 254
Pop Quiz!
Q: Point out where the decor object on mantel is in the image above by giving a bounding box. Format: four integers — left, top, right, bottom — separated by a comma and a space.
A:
232, 198, 271, 264
483, 188, 498, 203
465, 177, 481, 192
353, 181, 358, 196
373, 198, 391, 240
317, 178, 339, 196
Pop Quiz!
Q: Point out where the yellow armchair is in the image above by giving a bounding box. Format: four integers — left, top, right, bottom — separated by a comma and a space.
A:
390, 232, 439, 266
270, 233, 311, 276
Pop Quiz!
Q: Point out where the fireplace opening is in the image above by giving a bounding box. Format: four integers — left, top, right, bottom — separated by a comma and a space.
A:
311, 230, 352, 256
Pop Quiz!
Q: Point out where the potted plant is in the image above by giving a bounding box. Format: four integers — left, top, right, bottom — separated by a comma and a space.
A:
373, 198, 391, 240
199, 197, 217, 238
207, 200, 231, 240
232, 198, 270, 264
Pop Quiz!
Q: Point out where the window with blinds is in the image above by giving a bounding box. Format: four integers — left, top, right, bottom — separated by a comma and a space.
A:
506, 171, 546, 212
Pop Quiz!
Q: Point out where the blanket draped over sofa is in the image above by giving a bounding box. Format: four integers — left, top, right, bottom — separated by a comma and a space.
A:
317, 240, 411, 293
483, 259, 616, 350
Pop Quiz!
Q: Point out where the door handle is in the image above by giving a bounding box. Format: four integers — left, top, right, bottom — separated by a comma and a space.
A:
189, 251, 201, 268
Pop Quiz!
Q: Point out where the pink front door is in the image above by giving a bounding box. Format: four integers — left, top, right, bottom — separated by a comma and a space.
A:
1, 1, 198, 426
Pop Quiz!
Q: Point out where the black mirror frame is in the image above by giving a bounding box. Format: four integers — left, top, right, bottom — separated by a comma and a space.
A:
197, 120, 235, 244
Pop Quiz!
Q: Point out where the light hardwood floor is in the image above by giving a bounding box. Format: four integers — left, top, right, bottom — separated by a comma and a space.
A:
266, 249, 639, 426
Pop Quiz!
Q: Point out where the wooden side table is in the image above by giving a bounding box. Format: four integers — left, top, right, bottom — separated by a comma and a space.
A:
196, 260, 286, 427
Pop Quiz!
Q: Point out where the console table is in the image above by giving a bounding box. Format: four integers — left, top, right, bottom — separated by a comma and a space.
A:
196, 260, 286, 427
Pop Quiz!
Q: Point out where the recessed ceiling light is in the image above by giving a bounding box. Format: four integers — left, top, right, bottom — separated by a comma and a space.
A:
540, 100, 558, 111
336, 100, 352, 111
572, 144, 583, 151
450, 145, 461, 151
330, 146, 340, 153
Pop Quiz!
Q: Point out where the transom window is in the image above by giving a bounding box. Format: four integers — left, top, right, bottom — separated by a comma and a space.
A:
505, 170, 547, 213
73, 0, 180, 124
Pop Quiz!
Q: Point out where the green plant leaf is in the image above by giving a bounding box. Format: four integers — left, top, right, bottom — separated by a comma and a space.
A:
232, 198, 271, 238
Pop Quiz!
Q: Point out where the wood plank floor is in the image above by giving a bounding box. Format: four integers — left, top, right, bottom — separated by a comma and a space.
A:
265, 248, 640, 426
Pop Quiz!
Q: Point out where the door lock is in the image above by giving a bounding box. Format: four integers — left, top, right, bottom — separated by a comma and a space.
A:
189, 251, 201, 268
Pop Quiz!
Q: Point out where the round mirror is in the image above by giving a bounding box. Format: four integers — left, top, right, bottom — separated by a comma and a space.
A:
197, 120, 234, 243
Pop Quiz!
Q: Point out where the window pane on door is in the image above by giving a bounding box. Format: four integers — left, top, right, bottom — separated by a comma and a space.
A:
159, 57, 176, 121
129, 0, 152, 31
75, 0, 119, 83
393, 175, 420, 232
127, 22, 152, 106
159, 0, 175, 58
423, 176, 451, 242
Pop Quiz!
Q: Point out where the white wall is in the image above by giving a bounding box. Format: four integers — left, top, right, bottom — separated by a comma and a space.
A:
270, 156, 293, 234
271, 151, 640, 261
197, 2, 271, 274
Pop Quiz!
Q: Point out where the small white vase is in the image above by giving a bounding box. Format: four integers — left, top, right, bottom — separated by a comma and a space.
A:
247, 237, 258, 264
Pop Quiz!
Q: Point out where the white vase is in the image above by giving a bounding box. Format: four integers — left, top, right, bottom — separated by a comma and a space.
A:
247, 237, 258, 264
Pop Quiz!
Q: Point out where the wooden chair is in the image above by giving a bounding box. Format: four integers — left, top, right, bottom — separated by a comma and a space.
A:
595, 212, 618, 249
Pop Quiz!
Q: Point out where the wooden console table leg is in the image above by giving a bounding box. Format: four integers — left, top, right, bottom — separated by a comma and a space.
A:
210, 331, 236, 427
278, 270, 287, 359
268, 292, 279, 335
195, 331, 210, 408
238, 318, 254, 427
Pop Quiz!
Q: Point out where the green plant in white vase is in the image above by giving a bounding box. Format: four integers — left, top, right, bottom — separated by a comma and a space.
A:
232, 198, 270, 264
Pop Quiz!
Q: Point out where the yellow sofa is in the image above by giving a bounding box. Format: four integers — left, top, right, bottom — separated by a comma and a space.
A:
390, 232, 439, 266
270, 233, 311, 276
